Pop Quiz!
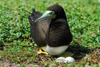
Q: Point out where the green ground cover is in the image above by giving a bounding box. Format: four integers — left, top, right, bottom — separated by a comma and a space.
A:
0, 0, 100, 66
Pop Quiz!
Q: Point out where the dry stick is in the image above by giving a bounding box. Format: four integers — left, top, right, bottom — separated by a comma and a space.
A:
89, 59, 99, 64
22, 9, 33, 15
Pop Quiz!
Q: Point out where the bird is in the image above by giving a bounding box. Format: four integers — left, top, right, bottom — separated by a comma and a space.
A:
28, 4, 73, 56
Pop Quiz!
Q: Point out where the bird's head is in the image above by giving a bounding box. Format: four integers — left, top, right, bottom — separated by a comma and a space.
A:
35, 4, 66, 22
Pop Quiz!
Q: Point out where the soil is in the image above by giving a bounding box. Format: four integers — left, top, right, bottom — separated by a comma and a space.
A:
0, 45, 100, 67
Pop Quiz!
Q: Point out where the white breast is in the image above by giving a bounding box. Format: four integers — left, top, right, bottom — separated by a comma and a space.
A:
45, 45, 69, 55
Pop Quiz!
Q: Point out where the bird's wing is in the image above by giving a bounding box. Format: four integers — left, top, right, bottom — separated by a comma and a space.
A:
28, 9, 50, 47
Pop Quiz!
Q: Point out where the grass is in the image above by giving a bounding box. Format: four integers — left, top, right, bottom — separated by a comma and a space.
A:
0, 0, 100, 66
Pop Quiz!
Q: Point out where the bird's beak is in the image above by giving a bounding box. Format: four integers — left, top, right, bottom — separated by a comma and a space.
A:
35, 11, 56, 22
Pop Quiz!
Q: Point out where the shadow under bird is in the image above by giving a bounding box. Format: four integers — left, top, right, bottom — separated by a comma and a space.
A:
28, 4, 73, 55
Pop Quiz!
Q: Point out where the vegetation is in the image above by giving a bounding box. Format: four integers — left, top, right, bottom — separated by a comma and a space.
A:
0, 0, 100, 66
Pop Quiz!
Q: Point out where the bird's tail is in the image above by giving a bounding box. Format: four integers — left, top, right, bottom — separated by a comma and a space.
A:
28, 8, 42, 25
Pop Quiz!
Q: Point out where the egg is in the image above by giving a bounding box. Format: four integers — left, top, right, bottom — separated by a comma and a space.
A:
56, 57, 65, 63
56, 57, 76, 63
64, 57, 76, 63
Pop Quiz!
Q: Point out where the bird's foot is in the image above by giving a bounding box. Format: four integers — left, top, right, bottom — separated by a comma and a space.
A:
37, 47, 48, 55
59, 51, 74, 57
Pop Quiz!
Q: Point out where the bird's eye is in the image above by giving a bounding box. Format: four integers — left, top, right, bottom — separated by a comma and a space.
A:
50, 12, 54, 14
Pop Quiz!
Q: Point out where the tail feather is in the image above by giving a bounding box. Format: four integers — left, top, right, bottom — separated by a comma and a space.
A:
32, 8, 35, 14
28, 8, 42, 25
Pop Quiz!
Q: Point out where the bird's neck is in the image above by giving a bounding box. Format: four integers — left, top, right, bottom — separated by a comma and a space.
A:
51, 16, 67, 22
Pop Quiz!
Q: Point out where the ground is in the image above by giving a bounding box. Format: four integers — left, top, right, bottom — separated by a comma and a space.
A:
0, 45, 100, 67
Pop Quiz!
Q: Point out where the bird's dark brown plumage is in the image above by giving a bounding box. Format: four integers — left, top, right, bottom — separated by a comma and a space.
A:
28, 4, 72, 48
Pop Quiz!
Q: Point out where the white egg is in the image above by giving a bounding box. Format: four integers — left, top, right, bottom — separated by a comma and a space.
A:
56, 57, 65, 63
64, 57, 76, 63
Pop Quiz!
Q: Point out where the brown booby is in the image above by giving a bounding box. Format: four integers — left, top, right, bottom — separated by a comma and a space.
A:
28, 4, 72, 55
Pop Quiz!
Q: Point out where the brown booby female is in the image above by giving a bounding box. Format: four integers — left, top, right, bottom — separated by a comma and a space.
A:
28, 4, 72, 55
